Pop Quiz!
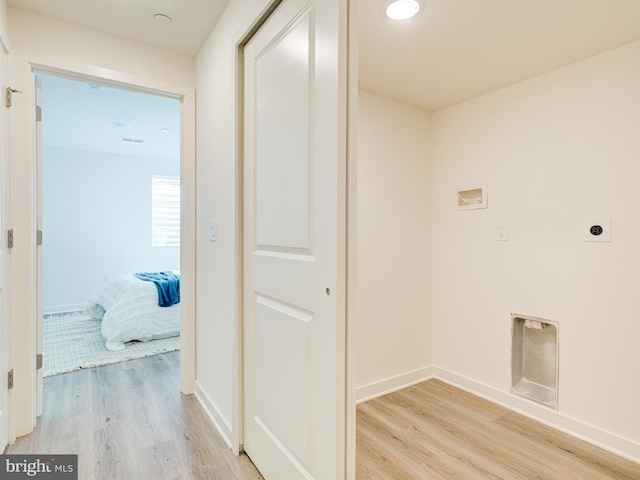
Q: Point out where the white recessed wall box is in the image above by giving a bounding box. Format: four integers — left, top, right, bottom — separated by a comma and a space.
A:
511, 314, 559, 409
457, 186, 487, 210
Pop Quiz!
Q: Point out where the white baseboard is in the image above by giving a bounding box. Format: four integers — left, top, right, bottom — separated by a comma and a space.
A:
356, 365, 435, 404
43, 303, 87, 315
433, 366, 640, 464
194, 381, 233, 449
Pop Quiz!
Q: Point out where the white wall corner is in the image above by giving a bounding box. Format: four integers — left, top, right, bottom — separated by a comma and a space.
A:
194, 381, 234, 450
356, 365, 435, 404
432, 366, 640, 464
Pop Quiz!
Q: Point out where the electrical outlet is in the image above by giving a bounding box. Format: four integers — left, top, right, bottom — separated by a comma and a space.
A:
583, 217, 611, 242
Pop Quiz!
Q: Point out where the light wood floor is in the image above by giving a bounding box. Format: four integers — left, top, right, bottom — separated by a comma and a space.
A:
7, 355, 639, 479
356, 379, 640, 479
6, 351, 263, 480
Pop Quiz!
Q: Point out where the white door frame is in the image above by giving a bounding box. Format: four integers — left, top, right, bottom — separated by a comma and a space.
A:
0, 18, 11, 451
8, 51, 196, 439
231, 0, 286, 456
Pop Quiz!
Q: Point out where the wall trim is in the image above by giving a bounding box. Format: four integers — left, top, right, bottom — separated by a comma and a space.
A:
433, 366, 640, 464
194, 381, 233, 449
356, 366, 435, 404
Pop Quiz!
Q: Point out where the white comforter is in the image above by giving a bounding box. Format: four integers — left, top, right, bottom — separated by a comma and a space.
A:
87, 274, 180, 351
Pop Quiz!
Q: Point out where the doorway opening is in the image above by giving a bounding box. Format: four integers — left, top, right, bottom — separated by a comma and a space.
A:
36, 72, 182, 387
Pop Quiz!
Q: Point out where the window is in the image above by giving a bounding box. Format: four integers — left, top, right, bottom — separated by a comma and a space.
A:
152, 176, 180, 247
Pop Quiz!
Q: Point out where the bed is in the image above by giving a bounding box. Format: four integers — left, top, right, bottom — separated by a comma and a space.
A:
87, 271, 180, 351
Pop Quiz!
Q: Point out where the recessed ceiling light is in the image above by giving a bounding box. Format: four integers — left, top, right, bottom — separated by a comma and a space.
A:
113, 121, 133, 128
386, 0, 421, 20
160, 128, 170, 133
154, 14, 172, 25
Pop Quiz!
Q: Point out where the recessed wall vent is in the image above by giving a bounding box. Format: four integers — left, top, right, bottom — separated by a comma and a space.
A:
120, 136, 145, 144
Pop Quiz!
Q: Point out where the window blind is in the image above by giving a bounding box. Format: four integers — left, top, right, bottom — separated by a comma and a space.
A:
152, 176, 180, 247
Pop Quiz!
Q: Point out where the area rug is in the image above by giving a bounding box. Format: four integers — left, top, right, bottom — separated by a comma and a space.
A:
43, 310, 180, 377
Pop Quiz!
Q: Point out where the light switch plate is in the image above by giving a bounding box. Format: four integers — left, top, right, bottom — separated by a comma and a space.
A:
583, 217, 611, 242
495, 221, 508, 241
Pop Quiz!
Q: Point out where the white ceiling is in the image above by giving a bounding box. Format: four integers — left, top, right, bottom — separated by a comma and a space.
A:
360, 0, 640, 111
40, 74, 180, 160
10, 0, 640, 157
7, 0, 230, 56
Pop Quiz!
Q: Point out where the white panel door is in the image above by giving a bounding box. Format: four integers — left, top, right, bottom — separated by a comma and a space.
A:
0, 45, 10, 450
243, 0, 347, 479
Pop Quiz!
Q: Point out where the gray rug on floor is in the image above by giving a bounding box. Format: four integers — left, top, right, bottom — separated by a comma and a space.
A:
43, 310, 180, 377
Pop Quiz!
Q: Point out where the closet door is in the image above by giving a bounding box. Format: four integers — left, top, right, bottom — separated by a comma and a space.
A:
242, 0, 349, 478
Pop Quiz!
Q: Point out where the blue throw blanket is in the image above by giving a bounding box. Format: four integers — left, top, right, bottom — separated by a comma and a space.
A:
134, 271, 180, 307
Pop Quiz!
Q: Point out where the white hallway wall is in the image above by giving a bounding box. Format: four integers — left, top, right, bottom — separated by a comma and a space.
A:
431, 40, 640, 458
195, 0, 276, 444
42, 146, 179, 312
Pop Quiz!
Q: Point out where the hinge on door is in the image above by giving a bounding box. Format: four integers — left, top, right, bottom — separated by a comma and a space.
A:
5, 87, 22, 108
37, 229, 43, 246
7, 229, 13, 249
35, 105, 42, 122
7, 369, 13, 390
36, 354, 43, 370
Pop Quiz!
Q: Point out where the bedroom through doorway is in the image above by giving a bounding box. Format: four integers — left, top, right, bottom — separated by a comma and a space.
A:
37, 73, 182, 380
